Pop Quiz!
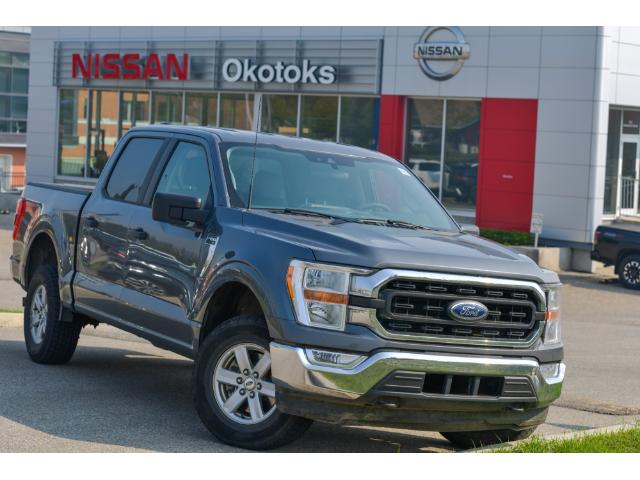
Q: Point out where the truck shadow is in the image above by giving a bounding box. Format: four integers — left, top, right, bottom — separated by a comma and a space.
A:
0, 335, 454, 453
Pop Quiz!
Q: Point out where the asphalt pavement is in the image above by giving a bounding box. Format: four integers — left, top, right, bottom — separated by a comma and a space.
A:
0, 267, 638, 452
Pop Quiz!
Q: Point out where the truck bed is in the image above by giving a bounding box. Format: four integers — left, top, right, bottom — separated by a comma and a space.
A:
11, 182, 92, 299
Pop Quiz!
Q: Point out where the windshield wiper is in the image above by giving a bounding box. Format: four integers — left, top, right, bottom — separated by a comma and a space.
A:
357, 218, 435, 231
258, 208, 356, 223
255, 208, 436, 231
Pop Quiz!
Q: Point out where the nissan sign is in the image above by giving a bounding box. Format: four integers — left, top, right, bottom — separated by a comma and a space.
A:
222, 58, 336, 85
414, 26, 470, 81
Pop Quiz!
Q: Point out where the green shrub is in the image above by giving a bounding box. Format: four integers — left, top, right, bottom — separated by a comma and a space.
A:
480, 228, 534, 246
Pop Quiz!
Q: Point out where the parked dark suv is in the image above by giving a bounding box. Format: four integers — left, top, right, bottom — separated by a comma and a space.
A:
11, 126, 564, 450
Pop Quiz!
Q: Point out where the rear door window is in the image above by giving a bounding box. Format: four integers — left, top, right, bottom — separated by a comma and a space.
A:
105, 137, 165, 203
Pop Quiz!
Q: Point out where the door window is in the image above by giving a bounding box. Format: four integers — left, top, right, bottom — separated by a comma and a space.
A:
155, 142, 211, 201
105, 137, 165, 203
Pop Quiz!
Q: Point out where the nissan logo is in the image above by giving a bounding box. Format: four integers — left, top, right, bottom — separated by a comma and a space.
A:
414, 26, 470, 81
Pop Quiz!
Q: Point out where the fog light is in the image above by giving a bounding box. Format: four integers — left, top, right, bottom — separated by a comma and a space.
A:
539, 362, 565, 383
305, 348, 366, 369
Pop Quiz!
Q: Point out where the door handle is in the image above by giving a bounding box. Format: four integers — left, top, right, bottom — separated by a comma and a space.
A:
130, 227, 148, 240
85, 216, 99, 228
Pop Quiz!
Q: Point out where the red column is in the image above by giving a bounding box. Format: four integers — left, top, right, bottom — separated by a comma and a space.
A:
377, 95, 405, 161
475, 98, 538, 232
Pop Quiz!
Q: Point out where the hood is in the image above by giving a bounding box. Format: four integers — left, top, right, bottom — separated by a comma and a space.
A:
243, 211, 556, 284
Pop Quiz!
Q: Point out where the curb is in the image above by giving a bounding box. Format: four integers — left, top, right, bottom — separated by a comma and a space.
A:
0, 311, 23, 328
466, 423, 638, 452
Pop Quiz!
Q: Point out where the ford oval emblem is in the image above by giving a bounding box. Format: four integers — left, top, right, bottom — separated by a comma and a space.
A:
448, 300, 489, 322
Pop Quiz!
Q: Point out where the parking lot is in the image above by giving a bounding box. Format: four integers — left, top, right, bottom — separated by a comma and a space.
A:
0, 221, 639, 452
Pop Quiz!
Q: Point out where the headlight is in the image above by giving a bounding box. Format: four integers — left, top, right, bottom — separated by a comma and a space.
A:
543, 285, 562, 344
287, 260, 368, 331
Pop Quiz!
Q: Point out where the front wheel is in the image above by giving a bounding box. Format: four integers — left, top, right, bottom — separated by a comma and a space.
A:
193, 315, 312, 450
440, 426, 538, 449
618, 254, 640, 290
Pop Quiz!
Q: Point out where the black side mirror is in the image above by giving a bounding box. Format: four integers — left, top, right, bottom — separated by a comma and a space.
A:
460, 224, 480, 236
152, 193, 209, 226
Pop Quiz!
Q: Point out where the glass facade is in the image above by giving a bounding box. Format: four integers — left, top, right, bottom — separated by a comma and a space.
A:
56, 90, 380, 179
119, 91, 149, 135
152, 92, 183, 124
339, 97, 380, 149
186, 93, 217, 127
0, 51, 29, 134
300, 96, 338, 141
220, 93, 255, 130
406, 98, 481, 211
58, 89, 89, 177
261, 94, 297, 135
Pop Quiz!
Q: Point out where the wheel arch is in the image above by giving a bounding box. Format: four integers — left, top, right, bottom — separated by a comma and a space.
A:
195, 262, 280, 353
615, 248, 640, 273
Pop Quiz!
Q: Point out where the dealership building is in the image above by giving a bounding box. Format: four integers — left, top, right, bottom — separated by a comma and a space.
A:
24, 26, 640, 263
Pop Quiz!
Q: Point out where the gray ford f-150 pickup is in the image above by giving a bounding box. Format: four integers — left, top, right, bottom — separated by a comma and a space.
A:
11, 125, 564, 450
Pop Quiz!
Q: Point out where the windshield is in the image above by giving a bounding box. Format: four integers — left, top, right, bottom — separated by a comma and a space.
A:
221, 142, 459, 232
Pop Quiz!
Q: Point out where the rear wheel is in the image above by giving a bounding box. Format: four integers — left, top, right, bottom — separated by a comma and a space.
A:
24, 264, 82, 364
618, 254, 640, 290
193, 314, 312, 450
441, 426, 537, 449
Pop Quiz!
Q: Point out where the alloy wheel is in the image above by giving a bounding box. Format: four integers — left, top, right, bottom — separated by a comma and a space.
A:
623, 260, 640, 286
29, 284, 48, 344
212, 343, 277, 425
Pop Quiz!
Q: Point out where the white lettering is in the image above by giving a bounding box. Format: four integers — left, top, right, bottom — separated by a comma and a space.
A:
257, 64, 275, 83
318, 65, 336, 84
301, 59, 318, 83
242, 59, 258, 82
222, 58, 242, 82
222, 58, 336, 84
283, 65, 302, 83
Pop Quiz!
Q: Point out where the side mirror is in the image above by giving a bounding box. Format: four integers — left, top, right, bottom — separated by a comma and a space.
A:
460, 224, 480, 236
152, 192, 209, 226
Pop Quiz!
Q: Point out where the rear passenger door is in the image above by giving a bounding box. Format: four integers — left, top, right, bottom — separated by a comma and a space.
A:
75, 134, 168, 321
119, 135, 216, 354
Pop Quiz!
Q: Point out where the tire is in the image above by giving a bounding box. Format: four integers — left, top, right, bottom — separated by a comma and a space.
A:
618, 254, 640, 290
24, 264, 82, 364
441, 426, 537, 449
193, 314, 312, 450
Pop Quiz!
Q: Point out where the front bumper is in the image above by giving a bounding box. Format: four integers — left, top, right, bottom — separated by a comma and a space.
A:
270, 342, 564, 430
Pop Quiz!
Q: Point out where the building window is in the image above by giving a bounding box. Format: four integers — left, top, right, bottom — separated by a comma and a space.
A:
152, 92, 183, 124
604, 108, 640, 217
186, 93, 218, 127
604, 109, 621, 215
406, 99, 444, 199
120, 91, 150, 135
260, 94, 297, 136
442, 100, 481, 210
300, 96, 338, 141
339, 97, 380, 150
0, 51, 29, 134
58, 89, 88, 177
405, 98, 481, 212
87, 90, 119, 178
220, 93, 254, 130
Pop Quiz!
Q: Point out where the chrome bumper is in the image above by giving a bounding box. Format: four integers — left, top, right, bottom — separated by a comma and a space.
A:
270, 342, 564, 407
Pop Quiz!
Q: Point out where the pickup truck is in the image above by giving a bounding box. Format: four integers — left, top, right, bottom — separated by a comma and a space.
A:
11, 125, 564, 450
592, 223, 640, 289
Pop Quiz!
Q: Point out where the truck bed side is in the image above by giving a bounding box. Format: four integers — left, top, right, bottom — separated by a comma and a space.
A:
11, 182, 92, 307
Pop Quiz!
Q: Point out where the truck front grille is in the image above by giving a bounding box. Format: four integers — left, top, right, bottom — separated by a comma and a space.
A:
376, 279, 544, 344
